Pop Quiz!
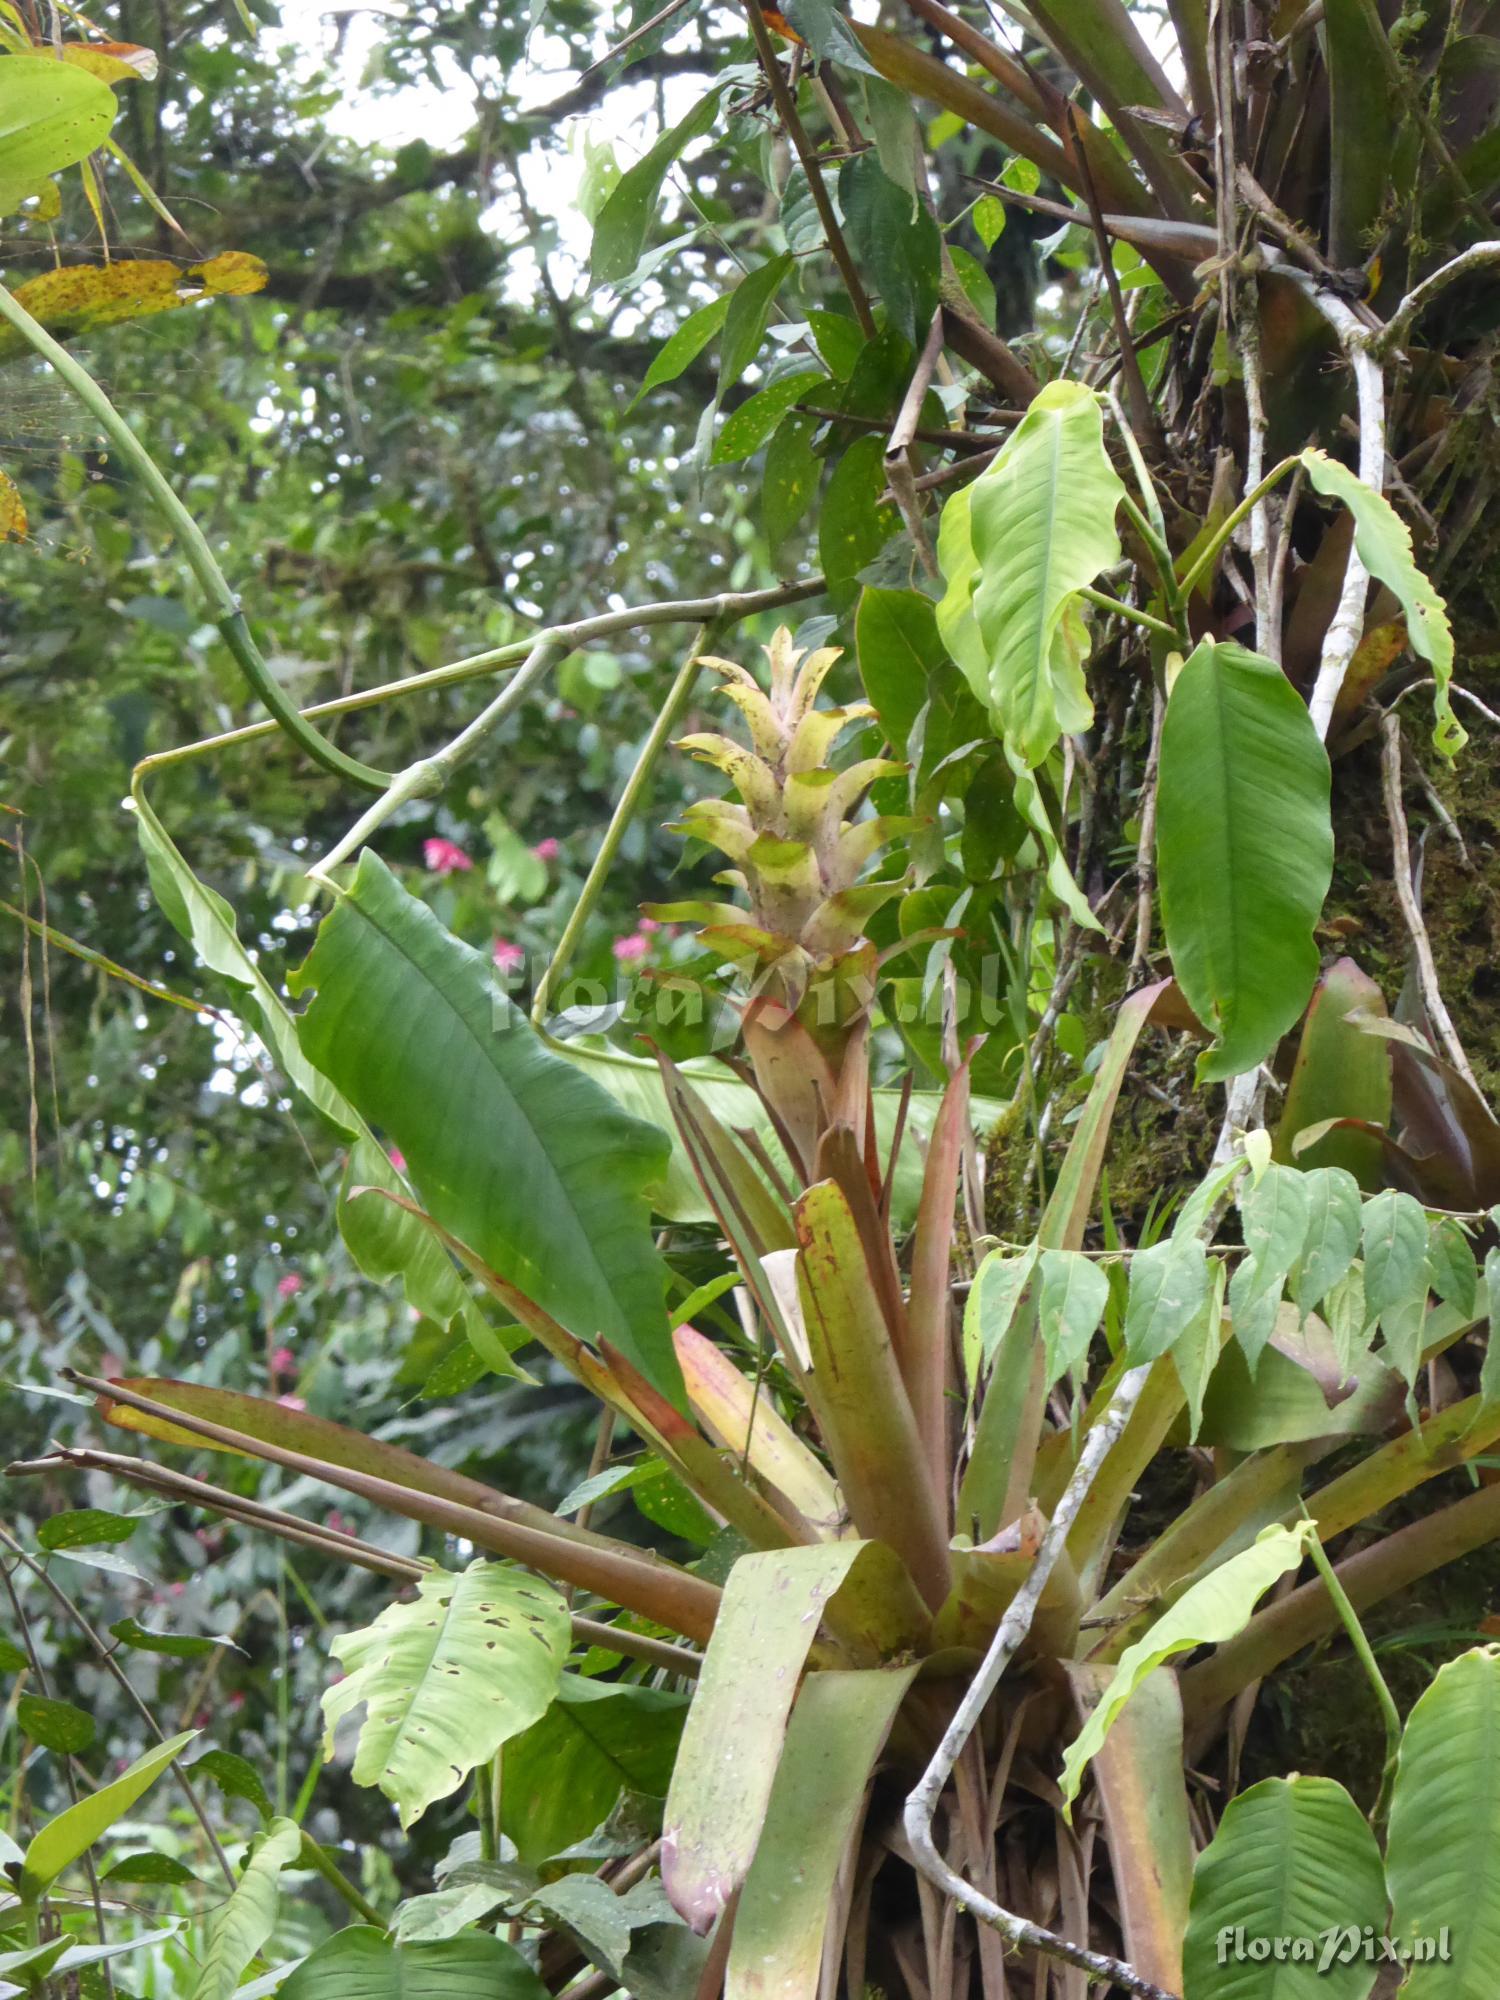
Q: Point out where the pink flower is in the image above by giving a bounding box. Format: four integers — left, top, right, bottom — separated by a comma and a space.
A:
492, 937, 525, 973
327, 1510, 352, 1538
389, 1148, 406, 1174
422, 837, 473, 876
276, 1273, 303, 1300
612, 932, 650, 963
277, 1394, 307, 1411
271, 1346, 296, 1378
638, 916, 661, 932
532, 837, 560, 862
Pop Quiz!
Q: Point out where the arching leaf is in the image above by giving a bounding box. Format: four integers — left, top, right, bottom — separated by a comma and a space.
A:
191, 1817, 302, 2000
279, 1927, 549, 2000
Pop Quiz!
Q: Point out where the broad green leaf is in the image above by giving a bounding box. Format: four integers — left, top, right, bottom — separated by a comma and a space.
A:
783, 0, 878, 74
1036, 1247, 1110, 1386
1059, 1523, 1316, 1811
1183, 1776, 1387, 2000
1293, 1167, 1364, 1317
18, 1693, 94, 1753
1361, 1187, 1430, 1383
711, 368, 824, 465
1324, 1262, 1369, 1373
763, 409, 822, 549
323, 1560, 569, 1830
1124, 1234, 1210, 1365
726, 1666, 917, 1999
103, 1852, 198, 1886
719, 252, 793, 395
590, 89, 721, 284
1387, 1645, 1500, 1992
630, 294, 730, 406
21, 1730, 197, 1895
0, 57, 117, 214
808, 309, 863, 379
503, 1675, 688, 1866
838, 153, 939, 343
279, 1927, 549, 2000
819, 433, 900, 608
194, 1749, 273, 1822
1229, 1163, 1312, 1369
1300, 449, 1460, 754
965, 1244, 1037, 1385
1174, 1258, 1227, 1441
191, 1817, 302, 2000
1428, 1215, 1478, 1317
294, 853, 675, 1398
663, 1543, 870, 1932
973, 192, 1006, 249
937, 380, 1126, 768
1157, 641, 1333, 1082
37, 1507, 136, 1550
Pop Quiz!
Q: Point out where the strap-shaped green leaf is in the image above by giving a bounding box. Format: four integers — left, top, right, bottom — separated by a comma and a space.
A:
937, 380, 1125, 768
1157, 641, 1333, 1082
323, 1560, 569, 1830
1183, 1776, 1387, 2000
21, 1729, 197, 1897
1301, 448, 1461, 755
294, 853, 675, 1397
1387, 1645, 1500, 1992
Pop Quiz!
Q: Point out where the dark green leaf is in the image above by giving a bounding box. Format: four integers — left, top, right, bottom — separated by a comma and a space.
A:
110, 1618, 235, 1660
194, 1749, 273, 1822
19, 1694, 95, 1754
837, 153, 940, 344
762, 410, 822, 550
590, 90, 722, 285
630, 295, 730, 407
503, 1675, 688, 1866
711, 368, 824, 465
38, 1509, 137, 1551
718, 253, 793, 395
102, 1852, 198, 1886
279, 1927, 550, 2000
293, 854, 676, 1400
783, 0, 878, 74
818, 434, 900, 609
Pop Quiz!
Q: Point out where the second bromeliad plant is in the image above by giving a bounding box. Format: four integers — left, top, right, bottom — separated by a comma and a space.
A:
22, 384, 1500, 1998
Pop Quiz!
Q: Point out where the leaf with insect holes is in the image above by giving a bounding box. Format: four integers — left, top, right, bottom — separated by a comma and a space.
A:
323, 1561, 569, 1830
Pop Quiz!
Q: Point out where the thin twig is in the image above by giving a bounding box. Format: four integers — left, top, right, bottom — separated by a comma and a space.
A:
885, 309, 947, 576
1379, 713, 1479, 1090
1130, 684, 1166, 981
1377, 241, 1500, 355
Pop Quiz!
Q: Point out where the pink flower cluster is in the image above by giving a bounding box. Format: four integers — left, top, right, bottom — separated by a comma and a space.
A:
422, 837, 472, 876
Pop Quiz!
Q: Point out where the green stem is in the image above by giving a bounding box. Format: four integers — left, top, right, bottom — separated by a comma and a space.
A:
0, 282, 392, 794
1076, 586, 1181, 644
1118, 493, 1189, 642
531, 625, 711, 1024
1175, 453, 1302, 602
1302, 1513, 1402, 1824
298, 1834, 389, 1930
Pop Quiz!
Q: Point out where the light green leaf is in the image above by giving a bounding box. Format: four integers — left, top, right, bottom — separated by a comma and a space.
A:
964, 1244, 1037, 1386
1476, 1246, 1500, 1428
973, 192, 1006, 249
0, 57, 118, 214
1387, 1645, 1500, 1993
1059, 1522, 1316, 1811
784, 0, 879, 72
590, 89, 721, 285
1124, 1234, 1210, 1365
1428, 1215, 1478, 1317
323, 1560, 569, 1830
20, 1730, 197, 1896
1157, 641, 1333, 1082
1293, 1167, 1364, 1316
1036, 1247, 1110, 1386
294, 853, 675, 1397
938, 380, 1126, 767
1174, 1257, 1227, 1441
1300, 447, 1462, 755
630, 294, 730, 407
191, 1817, 302, 2000
1324, 1261, 1370, 1373
727, 1666, 917, 1998
1183, 1776, 1387, 2000
279, 1927, 549, 2000
1361, 1187, 1430, 1384
1229, 1163, 1313, 1370
1005, 741, 1100, 928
